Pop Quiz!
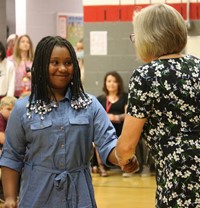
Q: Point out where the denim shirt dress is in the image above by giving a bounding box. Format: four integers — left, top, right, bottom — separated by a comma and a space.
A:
0, 89, 117, 208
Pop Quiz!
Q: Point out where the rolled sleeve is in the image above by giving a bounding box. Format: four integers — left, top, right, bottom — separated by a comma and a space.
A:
92, 97, 118, 166
0, 155, 23, 172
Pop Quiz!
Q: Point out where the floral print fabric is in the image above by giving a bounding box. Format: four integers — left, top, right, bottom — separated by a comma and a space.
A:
127, 55, 200, 208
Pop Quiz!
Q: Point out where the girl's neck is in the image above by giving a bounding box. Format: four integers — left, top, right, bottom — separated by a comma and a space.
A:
21, 51, 28, 62
51, 89, 66, 102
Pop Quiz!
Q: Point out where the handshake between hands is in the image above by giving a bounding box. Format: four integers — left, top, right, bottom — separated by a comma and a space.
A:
115, 150, 140, 173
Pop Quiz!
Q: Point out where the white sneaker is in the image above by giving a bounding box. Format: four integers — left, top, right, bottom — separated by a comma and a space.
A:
140, 165, 151, 177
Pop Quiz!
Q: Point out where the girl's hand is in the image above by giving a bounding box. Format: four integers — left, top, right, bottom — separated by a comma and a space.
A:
121, 155, 139, 173
3, 198, 17, 208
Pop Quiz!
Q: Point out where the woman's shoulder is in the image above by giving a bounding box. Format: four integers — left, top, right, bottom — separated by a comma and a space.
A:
7, 55, 14, 62
6, 58, 15, 68
119, 92, 128, 102
132, 62, 153, 76
132, 60, 163, 81
86, 93, 104, 103
96, 94, 106, 102
0, 58, 14, 71
184, 54, 200, 62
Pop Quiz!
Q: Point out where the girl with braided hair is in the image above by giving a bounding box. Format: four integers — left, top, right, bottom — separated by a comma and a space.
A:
0, 36, 139, 208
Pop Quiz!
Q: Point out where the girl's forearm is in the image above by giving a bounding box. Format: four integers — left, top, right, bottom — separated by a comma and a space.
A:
1, 166, 20, 201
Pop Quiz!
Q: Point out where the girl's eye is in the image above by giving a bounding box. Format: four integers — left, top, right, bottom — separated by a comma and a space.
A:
50, 60, 72, 66
51, 60, 59, 65
65, 61, 73, 66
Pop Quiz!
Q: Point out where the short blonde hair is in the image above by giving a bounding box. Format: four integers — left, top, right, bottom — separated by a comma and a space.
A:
0, 96, 17, 108
134, 3, 187, 62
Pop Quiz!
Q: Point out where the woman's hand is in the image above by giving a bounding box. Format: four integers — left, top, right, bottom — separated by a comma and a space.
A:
121, 155, 139, 173
114, 148, 139, 172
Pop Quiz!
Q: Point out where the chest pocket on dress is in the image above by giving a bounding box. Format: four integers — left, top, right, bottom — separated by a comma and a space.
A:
69, 117, 89, 125
30, 120, 52, 130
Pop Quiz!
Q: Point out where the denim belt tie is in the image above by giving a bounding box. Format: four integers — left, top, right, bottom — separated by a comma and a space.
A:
26, 163, 89, 208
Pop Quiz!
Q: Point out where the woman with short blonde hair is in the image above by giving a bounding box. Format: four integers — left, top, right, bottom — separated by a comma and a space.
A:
115, 3, 200, 207
134, 3, 187, 62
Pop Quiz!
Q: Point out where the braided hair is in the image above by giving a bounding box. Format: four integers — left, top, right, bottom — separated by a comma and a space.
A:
27, 36, 92, 119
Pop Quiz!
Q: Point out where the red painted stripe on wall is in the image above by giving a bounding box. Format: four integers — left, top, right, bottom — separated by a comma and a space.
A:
84, 3, 200, 22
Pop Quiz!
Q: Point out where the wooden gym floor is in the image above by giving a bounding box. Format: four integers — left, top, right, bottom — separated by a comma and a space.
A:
0, 169, 156, 208
93, 168, 156, 208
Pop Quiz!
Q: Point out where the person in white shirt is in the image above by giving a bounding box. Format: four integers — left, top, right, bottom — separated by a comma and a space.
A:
0, 41, 15, 99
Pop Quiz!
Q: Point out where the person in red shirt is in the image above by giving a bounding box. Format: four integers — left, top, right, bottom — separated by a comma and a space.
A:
6, 34, 18, 57
0, 96, 17, 202
0, 96, 17, 151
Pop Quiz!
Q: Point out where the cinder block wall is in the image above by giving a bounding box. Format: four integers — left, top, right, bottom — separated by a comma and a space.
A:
83, 2, 200, 96
84, 22, 143, 96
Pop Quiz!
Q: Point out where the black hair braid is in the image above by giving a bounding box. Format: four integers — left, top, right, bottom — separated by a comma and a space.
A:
63, 38, 84, 99
57, 36, 90, 108
29, 36, 56, 104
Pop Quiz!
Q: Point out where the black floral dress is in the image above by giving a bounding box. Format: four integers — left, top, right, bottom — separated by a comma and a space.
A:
127, 55, 200, 208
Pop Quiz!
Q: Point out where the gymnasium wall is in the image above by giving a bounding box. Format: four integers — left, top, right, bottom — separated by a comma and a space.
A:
83, 0, 200, 96
2, 0, 200, 97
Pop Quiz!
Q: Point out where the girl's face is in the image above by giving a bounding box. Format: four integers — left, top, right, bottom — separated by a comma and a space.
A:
106, 75, 118, 93
49, 46, 74, 95
19, 36, 30, 52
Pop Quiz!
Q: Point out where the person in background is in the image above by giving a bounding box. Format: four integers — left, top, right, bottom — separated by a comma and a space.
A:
8, 34, 34, 98
98, 71, 127, 136
6, 34, 18, 57
92, 71, 128, 177
0, 41, 15, 99
0, 96, 17, 202
0, 36, 138, 208
115, 3, 200, 207
75, 38, 84, 83
0, 96, 17, 152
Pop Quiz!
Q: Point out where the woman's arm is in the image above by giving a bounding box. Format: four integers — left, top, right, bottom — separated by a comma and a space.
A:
1, 166, 20, 207
115, 114, 147, 166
